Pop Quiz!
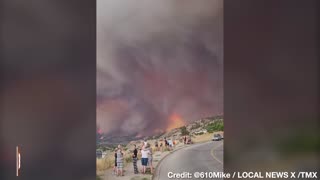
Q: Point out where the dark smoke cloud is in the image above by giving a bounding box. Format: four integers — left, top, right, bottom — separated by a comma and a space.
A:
97, 0, 223, 136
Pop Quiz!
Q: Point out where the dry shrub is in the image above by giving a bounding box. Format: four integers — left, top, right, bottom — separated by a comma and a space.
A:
192, 132, 215, 143
96, 154, 115, 171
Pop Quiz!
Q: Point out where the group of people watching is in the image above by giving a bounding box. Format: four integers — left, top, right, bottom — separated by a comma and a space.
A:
113, 141, 154, 176
154, 138, 176, 152
113, 137, 186, 176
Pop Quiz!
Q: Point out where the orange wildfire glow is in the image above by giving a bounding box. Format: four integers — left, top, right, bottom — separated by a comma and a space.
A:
166, 113, 185, 132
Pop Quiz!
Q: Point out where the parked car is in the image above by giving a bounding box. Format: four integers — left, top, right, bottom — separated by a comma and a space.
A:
212, 134, 223, 141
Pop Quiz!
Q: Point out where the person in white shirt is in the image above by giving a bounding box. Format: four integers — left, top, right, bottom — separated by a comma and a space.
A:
140, 146, 150, 174
168, 139, 173, 150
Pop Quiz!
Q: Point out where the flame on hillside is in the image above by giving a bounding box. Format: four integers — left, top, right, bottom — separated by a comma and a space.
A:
166, 113, 185, 132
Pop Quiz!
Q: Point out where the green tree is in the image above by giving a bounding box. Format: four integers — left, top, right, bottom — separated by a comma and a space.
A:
180, 126, 190, 136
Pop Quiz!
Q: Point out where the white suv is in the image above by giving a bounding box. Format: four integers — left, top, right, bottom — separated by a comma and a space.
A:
212, 134, 223, 141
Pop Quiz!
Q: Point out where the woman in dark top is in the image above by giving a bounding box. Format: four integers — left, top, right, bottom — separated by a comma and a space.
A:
132, 144, 139, 174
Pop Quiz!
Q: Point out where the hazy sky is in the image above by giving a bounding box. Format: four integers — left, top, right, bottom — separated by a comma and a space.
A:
97, 0, 223, 137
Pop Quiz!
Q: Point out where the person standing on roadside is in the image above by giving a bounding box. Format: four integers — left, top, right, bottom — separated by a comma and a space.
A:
140, 146, 150, 174
146, 143, 154, 174
164, 138, 168, 149
168, 139, 173, 150
116, 145, 125, 176
132, 144, 139, 174
160, 140, 163, 152
155, 141, 159, 151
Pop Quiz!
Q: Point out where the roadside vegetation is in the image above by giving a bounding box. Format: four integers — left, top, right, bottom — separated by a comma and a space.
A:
97, 145, 162, 174
192, 133, 214, 143
180, 126, 190, 135
205, 119, 223, 133
96, 154, 114, 172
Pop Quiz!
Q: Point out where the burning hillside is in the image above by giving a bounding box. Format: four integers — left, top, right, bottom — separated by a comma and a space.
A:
166, 113, 185, 132
97, 0, 223, 137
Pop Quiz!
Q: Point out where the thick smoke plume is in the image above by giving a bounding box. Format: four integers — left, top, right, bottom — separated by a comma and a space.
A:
97, 0, 223, 136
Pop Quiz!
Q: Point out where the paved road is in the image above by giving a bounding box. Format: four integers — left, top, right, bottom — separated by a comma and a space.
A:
154, 141, 223, 180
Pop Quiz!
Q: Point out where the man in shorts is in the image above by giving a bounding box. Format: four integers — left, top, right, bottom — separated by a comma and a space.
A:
140, 146, 150, 174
